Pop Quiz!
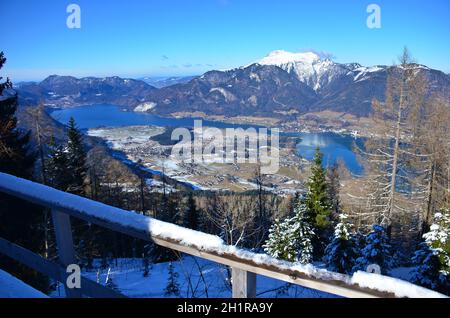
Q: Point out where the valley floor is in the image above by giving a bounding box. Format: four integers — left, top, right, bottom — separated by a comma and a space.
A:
88, 125, 307, 194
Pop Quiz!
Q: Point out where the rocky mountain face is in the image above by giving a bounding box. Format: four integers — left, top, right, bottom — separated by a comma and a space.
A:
17, 51, 450, 118
18, 75, 156, 108
258, 50, 361, 91
140, 63, 318, 117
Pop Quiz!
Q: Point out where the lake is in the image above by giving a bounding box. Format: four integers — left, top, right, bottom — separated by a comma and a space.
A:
49, 104, 364, 174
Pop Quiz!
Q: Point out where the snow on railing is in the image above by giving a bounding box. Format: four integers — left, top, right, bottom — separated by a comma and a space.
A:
0, 268, 48, 298
0, 172, 446, 298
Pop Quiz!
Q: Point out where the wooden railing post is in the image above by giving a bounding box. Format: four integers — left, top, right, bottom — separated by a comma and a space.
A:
232, 267, 256, 298
51, 209, 82, 298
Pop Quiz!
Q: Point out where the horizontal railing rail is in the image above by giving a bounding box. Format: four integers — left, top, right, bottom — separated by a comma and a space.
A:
0, 172, 446, 298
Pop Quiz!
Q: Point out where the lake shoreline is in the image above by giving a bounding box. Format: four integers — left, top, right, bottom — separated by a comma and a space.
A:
49, 104, 365, 177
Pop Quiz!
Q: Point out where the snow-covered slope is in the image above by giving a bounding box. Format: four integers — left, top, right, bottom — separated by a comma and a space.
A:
258, 50, 367, 91
50, 257, 336, 298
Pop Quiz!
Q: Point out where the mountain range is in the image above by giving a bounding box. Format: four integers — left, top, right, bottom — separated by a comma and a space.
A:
17, 51, 450, 119
18, 75, 157, 108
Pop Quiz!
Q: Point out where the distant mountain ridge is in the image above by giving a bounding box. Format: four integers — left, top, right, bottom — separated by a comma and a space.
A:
138, 76, 198, 88
139, 63, 319, 117
139, 51, 449, 117
18, 75, 156, 108
17, 51, 450, 118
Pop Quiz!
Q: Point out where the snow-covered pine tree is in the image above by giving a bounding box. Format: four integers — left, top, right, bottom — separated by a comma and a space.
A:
164, 262, 180, 297
323, 213, 358, 274
264, 200, 315, 264
263, 218, 294, 261
289, 201, 315, 264
352, 224, 395, 274
411, 211, 449, 294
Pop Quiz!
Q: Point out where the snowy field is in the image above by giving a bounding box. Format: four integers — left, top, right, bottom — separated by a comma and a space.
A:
51, 257, 337, 298
47, 256, 444, 298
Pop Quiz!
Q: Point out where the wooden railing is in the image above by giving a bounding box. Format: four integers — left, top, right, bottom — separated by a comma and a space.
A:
0, 172, 446, 298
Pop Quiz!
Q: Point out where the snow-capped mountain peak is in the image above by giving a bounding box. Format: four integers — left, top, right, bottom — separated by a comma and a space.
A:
257, 50, 357, 91
259, 50, 321, 65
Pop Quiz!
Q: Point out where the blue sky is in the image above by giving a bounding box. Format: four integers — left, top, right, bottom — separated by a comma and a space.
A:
1, 0, 449, 81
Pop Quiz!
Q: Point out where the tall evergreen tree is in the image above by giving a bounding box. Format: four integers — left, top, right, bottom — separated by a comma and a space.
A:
66, 117, 87, 195
183, 192, 199, 231
323, 214, 358, 274
303, 147, 332, 259
305, 147, 332, 230
151, 194, 180, 262
46, 137, 71, 191
46, 119, 99, 267
326, 164, 342, 222
0, 52, 35, 177
0, 51, 48, 292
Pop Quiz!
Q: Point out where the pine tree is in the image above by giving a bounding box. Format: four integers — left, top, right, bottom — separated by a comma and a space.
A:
164, 262, 180, 297
289, 201, 315, 264
411, 211, 449, 294
0, 52, 49, 292
46, 137, 71, 191
264, 200, 315, 264
323, 214, 358, 274
47, 120, 99, 266
66, 117, 87, 195
183, 192, 199, 231
305, 147, 332, 230
151, 194, 180, 262
263, 218, 293, 261
352, 225, 395, 274
326, 164, 342, 222
303, 147, 332, 259
0, 52, 35, 177
46, 118, 87, 195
